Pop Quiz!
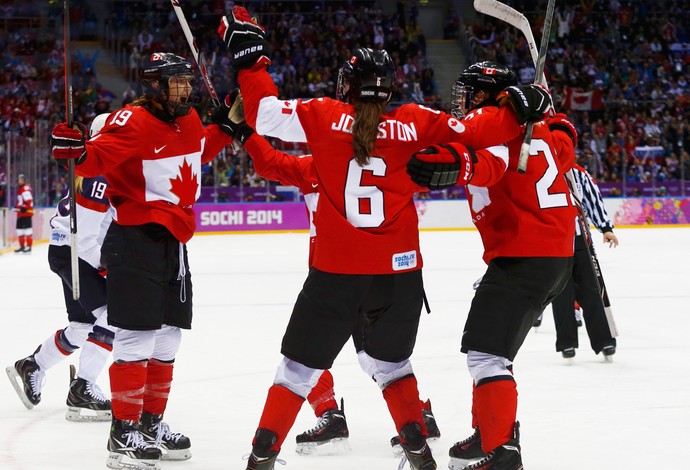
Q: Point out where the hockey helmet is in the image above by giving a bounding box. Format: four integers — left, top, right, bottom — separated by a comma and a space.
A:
451, 61, 518, 118
336, 48, 396, 103
89, 113, 110, 138
140, 52, 195, 119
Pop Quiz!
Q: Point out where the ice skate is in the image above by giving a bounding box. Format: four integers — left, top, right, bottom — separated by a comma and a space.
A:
561, 347, 576, 365
14, 246, 26, 253
391, 399, 440, 456
140, 412, 191, 461
65, 364, 112, 422
464, 422, 522, 470
6, 349, 44, 410
532, 314, 543, 330
448, 427, 486, 469
295, 398, 350, 455
107, 419, 161, 470
397, 422, 437, 470
602, 345, 616, 362
245, 428, 285, 469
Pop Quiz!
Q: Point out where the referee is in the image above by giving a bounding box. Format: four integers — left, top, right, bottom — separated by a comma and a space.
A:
551, 164, 619, 360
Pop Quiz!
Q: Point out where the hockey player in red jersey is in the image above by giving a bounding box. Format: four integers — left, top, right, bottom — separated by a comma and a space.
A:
14, 173, 34, 253
6, 114, 114, 422
407, 62, 578, 470
218, 8, 551, 469
50, 53, 233, 470
223, 97, 441, 454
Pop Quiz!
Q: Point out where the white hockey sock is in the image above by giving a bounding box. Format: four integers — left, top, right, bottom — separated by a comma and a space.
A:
35, 333, 71, 371
77, 340, 110, 384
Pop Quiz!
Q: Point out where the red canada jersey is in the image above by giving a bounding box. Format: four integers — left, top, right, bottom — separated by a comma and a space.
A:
16, 183, 34, 218
464, 107, 577, 264
80, 105, 231, 243
238, 64, 528, 274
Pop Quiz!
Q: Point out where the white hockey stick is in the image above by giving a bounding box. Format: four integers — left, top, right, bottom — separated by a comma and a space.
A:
474, 0, 555, 173
170, 0, 221, 108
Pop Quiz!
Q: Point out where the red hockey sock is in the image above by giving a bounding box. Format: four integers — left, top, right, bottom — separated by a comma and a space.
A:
307, 369, 338, 417
474, 376, 518, 453
471, 382, 478, 429
26, 234, 33, 248
143, 359, 173, 415
255, 385, 305, 451
382, 375, 427, 438
110, 361, 147, 422
18, 235, 25, 247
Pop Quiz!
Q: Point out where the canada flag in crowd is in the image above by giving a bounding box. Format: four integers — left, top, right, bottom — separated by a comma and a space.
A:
565, 87, 603, 111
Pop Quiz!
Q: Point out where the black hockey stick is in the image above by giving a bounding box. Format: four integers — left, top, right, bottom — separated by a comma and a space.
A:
565, 172, 618, 337
517, 0, 556, 173
63, 0, 80, 300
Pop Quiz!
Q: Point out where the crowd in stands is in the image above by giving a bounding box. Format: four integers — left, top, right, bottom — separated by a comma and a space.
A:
467, 0, 690, 185
1, 0, 689, 205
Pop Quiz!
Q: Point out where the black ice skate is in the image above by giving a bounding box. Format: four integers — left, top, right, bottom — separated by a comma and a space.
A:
295, 398, 350, 455
464, 422, 522, 470
14, 246, 26, 253
66, 364, 112, 422
397, 422, 437, 470
107, 419, 162, 470
602, 345, 616, 362
391, 399, 441, 456
140, 412, 191, 461
561, 347, 576, 362
246, 428, 284, 470
5, 348, 44, 410
449, 427, 486, 469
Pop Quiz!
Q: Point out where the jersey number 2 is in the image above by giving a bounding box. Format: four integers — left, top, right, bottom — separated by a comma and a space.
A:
344, 157, 386, 228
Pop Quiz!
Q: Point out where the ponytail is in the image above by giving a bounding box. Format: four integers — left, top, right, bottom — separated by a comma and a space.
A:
352, 100, 386, 166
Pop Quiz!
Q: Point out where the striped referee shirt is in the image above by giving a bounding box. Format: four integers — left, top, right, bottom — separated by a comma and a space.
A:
572, 166, 614, 235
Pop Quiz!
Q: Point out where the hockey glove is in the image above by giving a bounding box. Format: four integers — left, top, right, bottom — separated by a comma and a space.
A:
218, 6, 273, 70
497, 84, 553, 124
407, 143, 476, 190
547, 113, 578, 147
19, 207, 27, 213
210, 89, 255, 145
51, 121, 87, 165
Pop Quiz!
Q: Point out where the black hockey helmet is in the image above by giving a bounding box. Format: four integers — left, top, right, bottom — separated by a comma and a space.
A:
336, 48, 396, 103
451, 61, 518, 118
140, 52, 195, 120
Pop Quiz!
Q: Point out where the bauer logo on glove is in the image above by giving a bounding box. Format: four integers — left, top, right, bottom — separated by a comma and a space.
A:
497, 84, 553, 124
218, 6, 273, 70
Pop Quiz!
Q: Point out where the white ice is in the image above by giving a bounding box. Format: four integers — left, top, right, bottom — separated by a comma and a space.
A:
1, 227, 689, 470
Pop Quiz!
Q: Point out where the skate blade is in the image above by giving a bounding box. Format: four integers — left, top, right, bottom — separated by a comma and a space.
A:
392, 435, 439, 457
565, 357, 575, 365
5, 366, 35, 410
449, 456, 483, 470
161, 448, 192, 461
603, 355, 614, 363
296, 438, 351, 456
106, 452, 160, 470
66, 406, 112, 422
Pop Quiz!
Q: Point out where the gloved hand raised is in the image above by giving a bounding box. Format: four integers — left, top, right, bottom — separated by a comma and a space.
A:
547, 112, 578, 147
497, 84, 553, 124
210, 89, 255, 145
51, 122, 88, 164
407, 143, 476, 190
218, 6, 272, 70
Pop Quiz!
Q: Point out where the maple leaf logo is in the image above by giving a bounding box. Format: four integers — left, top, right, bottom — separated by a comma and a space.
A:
169, 158, 199, 208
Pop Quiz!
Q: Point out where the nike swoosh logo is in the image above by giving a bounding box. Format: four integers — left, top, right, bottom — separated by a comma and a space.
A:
154, 145, 167, 154
311, 183, 318, 188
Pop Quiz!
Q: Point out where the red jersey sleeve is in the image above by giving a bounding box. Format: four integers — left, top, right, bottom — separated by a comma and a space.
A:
243, 133, 315, 191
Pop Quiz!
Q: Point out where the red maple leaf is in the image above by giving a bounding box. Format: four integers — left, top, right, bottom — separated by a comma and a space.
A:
169, 159, 198, 208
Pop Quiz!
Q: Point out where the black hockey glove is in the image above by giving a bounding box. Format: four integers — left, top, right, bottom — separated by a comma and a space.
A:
497, 84, 553, 124
218, 6, 273, 70
210, 89, 255, 146
51, 121, 87, 165
19, 207, 27, 213
547, 113, 578, 147
407, 143, 476, 190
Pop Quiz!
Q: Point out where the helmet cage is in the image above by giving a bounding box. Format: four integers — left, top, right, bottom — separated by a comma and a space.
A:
451, 61, 517, 118
141, 53, 196, 119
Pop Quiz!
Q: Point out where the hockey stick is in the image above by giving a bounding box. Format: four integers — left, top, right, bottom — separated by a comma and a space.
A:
517, 0, 556, 173
473, 0, 554, 173
170, 0, 221, 108
564, 172, 618, 337
63, 0, 80, 300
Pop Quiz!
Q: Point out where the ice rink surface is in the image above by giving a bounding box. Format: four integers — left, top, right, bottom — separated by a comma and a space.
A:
1, 227, 689, 470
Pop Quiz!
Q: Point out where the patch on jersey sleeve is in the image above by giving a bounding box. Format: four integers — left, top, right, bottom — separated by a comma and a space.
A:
392, 250, 418, 271
448, 117, 466, 134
